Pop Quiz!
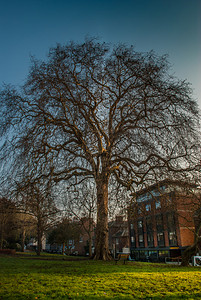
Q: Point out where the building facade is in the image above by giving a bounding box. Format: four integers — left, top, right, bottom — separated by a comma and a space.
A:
128, 181, 197, 262
73, 217, 95, 256
46, 217, 95, 256
108, 215, 130, 257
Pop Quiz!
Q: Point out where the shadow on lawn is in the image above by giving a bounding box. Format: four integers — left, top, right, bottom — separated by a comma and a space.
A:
1, 254, 200, 277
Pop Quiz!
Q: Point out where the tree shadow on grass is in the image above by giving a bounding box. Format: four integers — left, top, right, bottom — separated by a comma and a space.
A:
1, 255, 200, 276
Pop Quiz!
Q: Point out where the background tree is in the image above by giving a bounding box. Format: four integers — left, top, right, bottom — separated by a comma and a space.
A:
0, 196, 37, 251
63, 181, 96, 257
48, 218, 80, 255
16, 179, 59, 255
0, 198, 18, 249
0, 38, 200, 260
16, 212, 37, 252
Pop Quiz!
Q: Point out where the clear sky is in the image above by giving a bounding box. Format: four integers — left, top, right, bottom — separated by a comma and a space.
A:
0, 0, 201, 106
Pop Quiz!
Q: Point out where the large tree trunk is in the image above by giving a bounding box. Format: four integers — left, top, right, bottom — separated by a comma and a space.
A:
181, 242, 197, 266
181, 227, 201, 266
94, 178, 111, 260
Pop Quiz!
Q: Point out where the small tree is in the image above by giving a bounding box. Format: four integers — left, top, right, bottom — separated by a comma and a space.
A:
0, 198, 17, 249
16, 179, 59, 255
16, 213, 36, 252
63, 181, 96, 257
48, 218, 80, 255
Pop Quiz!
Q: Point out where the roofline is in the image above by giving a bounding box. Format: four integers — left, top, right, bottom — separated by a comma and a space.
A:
131, 179, 198, 197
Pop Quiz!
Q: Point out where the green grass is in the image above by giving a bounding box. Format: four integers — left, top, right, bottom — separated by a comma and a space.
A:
1, 253, 201, 299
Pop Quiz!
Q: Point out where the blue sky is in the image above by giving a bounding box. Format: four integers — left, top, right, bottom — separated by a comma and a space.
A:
0, 0, 201, 106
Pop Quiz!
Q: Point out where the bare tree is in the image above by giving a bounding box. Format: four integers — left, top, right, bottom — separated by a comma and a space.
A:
63, 181, 96, 257
15, 179, 59, 255
0, 38, 200, 260
48, 217, 81, 255
16, 212, 36, 252
0, 196, 36, 251
0, 198, 17, 249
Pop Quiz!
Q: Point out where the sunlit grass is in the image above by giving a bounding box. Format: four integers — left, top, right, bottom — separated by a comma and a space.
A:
0, 253, 201, 299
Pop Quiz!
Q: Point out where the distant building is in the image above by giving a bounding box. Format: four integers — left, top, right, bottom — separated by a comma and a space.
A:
128, 181, 198, 262
108, 215, 130, 257
28, 236, 46, 251
46, 217, 95, 256
73, 217, 95, 256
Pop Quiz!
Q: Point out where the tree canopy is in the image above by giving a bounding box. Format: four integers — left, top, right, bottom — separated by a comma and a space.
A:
0, 38, 200, 259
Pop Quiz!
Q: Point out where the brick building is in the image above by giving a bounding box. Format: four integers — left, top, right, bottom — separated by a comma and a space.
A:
46, 217, 95, 256
73, 217, 95, 256
128, 181, 198, 262
108, 215, 130, 257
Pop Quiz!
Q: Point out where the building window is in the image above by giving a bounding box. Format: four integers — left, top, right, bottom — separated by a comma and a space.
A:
147, 232, 154, 247
156, 214, 163, 232
131, 236, 135, 247
138, 234, 144, 247
138, 220, 143, 229
146, 217, 152, 232
156, 214, 164, 247
137, 220, 143, 237
145, 204, 151, 212
116, 238, 119, 245
146, 216, 154, 247
157, 232, 165, 247
130, 223, 135, 247
79, 236, 83, 243
166, 213, 176, 232
169, 231, 177, 246
138, 205, 142, 214
159, 250, 169, 256
155, 200, 161, 209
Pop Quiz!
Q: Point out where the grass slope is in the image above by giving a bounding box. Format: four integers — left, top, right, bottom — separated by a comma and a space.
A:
0, 253, 201, 299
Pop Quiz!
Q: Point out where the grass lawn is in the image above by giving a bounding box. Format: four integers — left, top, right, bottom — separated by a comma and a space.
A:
0, 253, 201, 299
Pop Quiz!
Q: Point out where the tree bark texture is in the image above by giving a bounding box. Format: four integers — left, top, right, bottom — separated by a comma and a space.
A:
94, 178, 111, 260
